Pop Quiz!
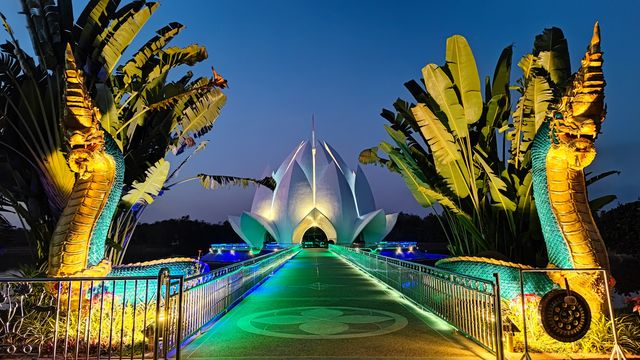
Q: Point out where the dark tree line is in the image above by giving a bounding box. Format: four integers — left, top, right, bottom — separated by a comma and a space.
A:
596, 201, 640, 293
597, 201, 640, 255
2, 202, 639, 290
121, 216, 243, 263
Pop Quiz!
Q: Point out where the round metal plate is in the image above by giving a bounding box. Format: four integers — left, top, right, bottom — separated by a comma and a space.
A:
539, 289, 591, 342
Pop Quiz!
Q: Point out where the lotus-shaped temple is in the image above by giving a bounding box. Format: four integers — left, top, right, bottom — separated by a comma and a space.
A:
229, 132, 397, 250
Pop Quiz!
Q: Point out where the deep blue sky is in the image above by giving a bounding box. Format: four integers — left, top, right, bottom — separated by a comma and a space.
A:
3, 0, 639, 224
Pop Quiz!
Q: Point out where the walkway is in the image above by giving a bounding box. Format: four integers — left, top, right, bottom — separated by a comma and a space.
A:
181, 249, 492, 359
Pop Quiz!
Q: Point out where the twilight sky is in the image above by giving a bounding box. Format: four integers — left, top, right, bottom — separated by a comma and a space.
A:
3, 0, 639, 224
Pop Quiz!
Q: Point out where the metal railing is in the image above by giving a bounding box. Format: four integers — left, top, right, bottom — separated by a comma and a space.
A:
0, 271, 176, 359
164, 246, 299, 357
0, 246, 299, 359
330, 245, 503, 359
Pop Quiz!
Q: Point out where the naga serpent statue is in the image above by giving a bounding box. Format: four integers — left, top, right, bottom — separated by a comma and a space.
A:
46, 45, 206, 291
436, 23, 609, 339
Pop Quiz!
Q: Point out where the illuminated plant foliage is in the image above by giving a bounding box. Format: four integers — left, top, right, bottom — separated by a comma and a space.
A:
361, 28, 617, 264
0, 1, 268, 267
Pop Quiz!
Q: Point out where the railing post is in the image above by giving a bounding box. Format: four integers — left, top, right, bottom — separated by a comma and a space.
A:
492, 273, 504, 360
154, 268, 169, 360
175, 276, 185, 360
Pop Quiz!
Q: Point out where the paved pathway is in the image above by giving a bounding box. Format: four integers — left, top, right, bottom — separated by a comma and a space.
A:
181, 249, 493, 359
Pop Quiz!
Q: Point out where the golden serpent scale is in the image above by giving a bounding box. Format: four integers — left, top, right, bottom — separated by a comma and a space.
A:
47, 45, 202, 286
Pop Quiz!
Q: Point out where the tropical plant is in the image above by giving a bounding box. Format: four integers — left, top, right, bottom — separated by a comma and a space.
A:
361, 29, 617, 265
0, 0, 270, 268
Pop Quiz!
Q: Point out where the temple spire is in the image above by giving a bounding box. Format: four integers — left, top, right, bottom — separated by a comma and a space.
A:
311, 114, 317, 206
311, 114, 316, 149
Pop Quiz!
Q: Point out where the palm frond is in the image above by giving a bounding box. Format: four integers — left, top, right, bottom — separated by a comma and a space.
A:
422, 64, 469, 138
586, 170, 620, 186
176, 87, 226, 140
92, 2, 158, 75
121, 158, 170, 207
412, 103, 460, 164
197, 174, 276, 191
445, 35, 483, 124
119, 21, 184, 87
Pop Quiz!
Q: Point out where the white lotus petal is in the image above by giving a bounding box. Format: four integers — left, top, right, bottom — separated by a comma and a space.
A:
231, 133, 397, 247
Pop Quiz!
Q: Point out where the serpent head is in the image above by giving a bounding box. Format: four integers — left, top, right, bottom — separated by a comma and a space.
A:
63, 45, 106, 179
549, 22, 605, 170
550, 110, 598, 170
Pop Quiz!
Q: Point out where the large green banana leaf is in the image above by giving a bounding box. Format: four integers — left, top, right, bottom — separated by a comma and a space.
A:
92, 2, 158, 74
445, 35, 482, 124
358, 147, 397, 172
95, 83, 121, 141
410, 103, 470, 198
412, 103, 461, 164
589, 195, 617, 213
197, 175, 276, 191
176, 88, 226, 140
147, 45, 208, 83
474, 153, 516, 212
121, 158, 170, 206
586, 170, 620, 186
120, 22, 185, 87
491, 45, 513, 98
422, 64, 469, 139
509, 68, 553, 167
533, 27, 571, 88
75, 0, 121, 57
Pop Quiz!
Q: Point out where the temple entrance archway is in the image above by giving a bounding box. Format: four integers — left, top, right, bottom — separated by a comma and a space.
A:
291, 208, 338, 245
264, 231, 276, 246
301, 226, 328, 248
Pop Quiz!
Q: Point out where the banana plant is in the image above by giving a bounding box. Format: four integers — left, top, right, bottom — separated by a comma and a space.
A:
362, 35, 515, 257
0, 0, 263, 267
362, 29, 617, 265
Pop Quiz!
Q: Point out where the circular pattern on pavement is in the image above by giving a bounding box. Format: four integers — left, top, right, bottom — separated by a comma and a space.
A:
237, 306, 408, 339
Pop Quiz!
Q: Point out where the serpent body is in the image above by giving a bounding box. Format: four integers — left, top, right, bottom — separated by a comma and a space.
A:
436, 24, 609, 310
46, 45, 204, 288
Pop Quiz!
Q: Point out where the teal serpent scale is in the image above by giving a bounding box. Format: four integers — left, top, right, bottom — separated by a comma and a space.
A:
436, 24, 607, 302
436, 121, 577, 299
438, 262, 554, 299
531, 120, 573, 269
87, 133, 124, 267
89, 133, 204, 281
100, 135, 204, 299
49, 45, 208, 303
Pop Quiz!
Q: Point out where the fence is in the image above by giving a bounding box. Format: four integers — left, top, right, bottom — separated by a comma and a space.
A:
0, 246, 299, 359
0, 273, 174, 359
164, 246, 299, 357
330, 245, 503, 359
